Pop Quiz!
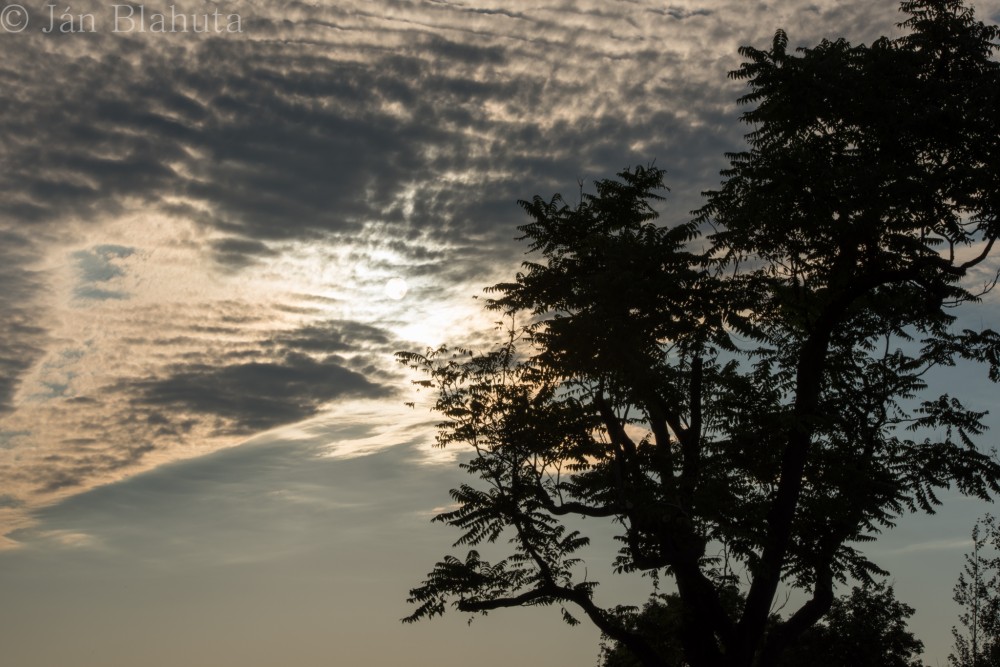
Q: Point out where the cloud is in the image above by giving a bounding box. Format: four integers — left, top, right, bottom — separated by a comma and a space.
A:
268, 320, 394, 354
0, 494, 24, 509
32, 529, 102, 550
209, 237, 278, 269
0, 232, 50, 414
32, 442, 158, 494
1, 0, 985, 541
131, 352, 394, 434
650, 7, 714, 20
880, 537, 975, 555
0, 305, 408, 521
0, 430, 31, 450
0, 0, 765, 269
6, 434, 460, 560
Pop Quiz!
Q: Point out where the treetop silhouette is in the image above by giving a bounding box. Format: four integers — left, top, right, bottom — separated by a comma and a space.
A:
399, 2, 1000, 665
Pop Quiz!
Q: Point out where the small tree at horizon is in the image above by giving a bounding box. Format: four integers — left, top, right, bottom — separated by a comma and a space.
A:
399, 2, 1000, 666
952, 515, 1000, 667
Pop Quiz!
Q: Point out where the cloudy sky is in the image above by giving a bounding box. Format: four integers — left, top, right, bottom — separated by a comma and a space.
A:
2, 1, 1000, 665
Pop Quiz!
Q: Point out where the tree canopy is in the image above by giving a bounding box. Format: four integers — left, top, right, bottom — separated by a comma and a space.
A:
399, 2, 1000, 666
602, 582, 924, 667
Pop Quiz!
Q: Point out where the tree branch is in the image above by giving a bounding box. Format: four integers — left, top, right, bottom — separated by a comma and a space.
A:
757, 564, 835, 665
680, 355, 703, 506
537, 493, 623, 518
458, 589, 553, 612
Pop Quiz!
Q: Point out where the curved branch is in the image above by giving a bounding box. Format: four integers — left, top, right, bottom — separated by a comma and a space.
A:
757, 564, 834, 665
458, 589, 553, 612
595, 391, 638, 461
535, 484, 624, 517
464, 581, 670, 667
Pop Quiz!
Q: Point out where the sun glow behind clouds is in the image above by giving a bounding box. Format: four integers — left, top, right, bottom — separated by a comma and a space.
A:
0, 200, 503, 540
384, 277, 409, 299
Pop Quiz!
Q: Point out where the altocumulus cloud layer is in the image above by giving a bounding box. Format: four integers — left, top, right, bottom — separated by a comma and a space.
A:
2, 0, 996, 543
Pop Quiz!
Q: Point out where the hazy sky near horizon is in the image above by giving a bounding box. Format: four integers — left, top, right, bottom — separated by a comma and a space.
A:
2, 1, 1000, 665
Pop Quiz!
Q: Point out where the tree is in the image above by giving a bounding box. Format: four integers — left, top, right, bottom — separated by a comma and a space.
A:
601, 582, 924, 667
951, 515, 1000, 667
399, 2, 1000, 666
600, 587, 748, 667
778, 583, 924, 667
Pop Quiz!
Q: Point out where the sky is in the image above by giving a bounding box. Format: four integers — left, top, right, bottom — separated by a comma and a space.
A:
1, 1, 1000, 665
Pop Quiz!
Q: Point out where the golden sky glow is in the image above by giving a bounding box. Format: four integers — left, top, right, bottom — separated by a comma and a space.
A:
1, 1, 1000, 664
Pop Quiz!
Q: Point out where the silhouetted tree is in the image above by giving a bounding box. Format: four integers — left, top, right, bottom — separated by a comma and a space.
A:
601, 582, 923, 667
951, 515, 1000, 667
779, 583, 924, 667
600, 587, 747, 667
400, 2, 1000, 666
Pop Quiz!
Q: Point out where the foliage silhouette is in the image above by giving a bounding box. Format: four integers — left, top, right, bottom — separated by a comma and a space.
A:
951, 515, 1000, 667
775, 582, 924, 667
399, 2, 1000, 666
600, 582, 923, 667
